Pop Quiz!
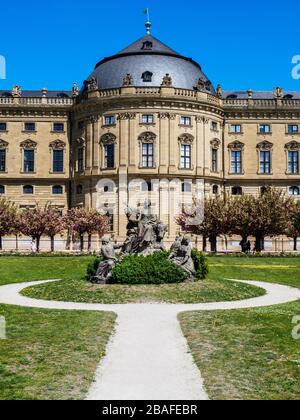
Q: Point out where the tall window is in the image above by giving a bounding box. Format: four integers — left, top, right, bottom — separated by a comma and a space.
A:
288, 151, 299, 174
104, 144, 115, 168
181, 144, 191, 169
78, 147, 84, 172
231, 151, 242, 174
142, 143, 154, 168
259, 124, 271, 134
180, 116, 192, 126
288, 124, 299, 134
142, 114, 154, 124
0, 149, 6, 172
211, 149, 218, 172
230, 124, 242, 133
24, 122, 36, 132
53, 149, 64, 173
24, 150, 35, 172
260, 151, 271, 174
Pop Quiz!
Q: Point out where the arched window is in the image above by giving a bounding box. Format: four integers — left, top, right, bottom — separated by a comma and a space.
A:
182, 182, 192, 193
76, 185, 83, 195
0, 185, 5, 194
232, 186, 243, 196
141, 71, 153, 83
23, 185, 33, 195
289, 186, 300, 196
52, 185, 63, 195
213, 185, 219, 195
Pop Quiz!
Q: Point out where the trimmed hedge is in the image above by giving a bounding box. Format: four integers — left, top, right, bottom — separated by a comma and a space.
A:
111, 252, 188, 285
86, 249, 209, 284
192, 249, 209, 280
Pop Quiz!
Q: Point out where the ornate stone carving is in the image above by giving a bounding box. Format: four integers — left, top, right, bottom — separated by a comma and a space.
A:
195, 77, 212, 92
122, 74, 134, 87
0, 139, 9, 149
84, 76, 98, 92
12, 85, 22, 97
216, 84, 222, 98
178, 134, 194, 144
117, 113, 136, 120
76, 137, 85, 147
161, 73, 173, 87
20, 139, 37, 149
257, 140, 273, 151
247, 89, 253, 99
285, 141, 300, 151
100, 133, 117, 145
72, 83, 79, 97
274, 87, 283, 98
211, 138, 221, 149
228, 140, 245, 151
138, 132, 157, 143
158, 112, 176, 120
49, 140, 66, 150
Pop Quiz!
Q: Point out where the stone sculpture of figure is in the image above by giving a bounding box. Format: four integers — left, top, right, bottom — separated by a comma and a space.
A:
154, 221, 168, 250
216, 84, 222, 98
274, 87, 283, 98
123, 74, 134, 87
195, 77, 206, 91
85, 76, 98, 92
92, 238, 120, 284
247, 89, 253, 99
72, 83, 79, 97
169, 236, 196, 280
161, 73, 172, 87
12, 85, 21, 97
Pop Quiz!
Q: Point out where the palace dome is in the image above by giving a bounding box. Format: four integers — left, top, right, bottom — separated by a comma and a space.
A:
85, 34, 215, 93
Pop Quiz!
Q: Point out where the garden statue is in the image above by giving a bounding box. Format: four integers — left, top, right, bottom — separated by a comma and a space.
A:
169, 236, 196, 280
91, 238, 120, 284
122, 202, 168, 255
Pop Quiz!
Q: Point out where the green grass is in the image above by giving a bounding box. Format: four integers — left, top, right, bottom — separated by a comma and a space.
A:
21, 277, 265, 304
179, 256, 300, 400
0, 256, 114, 400
0, 304, 116, 400
0, 256, 93, 285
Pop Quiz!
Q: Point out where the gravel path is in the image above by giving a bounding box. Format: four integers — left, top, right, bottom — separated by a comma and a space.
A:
0, 279, 299, 400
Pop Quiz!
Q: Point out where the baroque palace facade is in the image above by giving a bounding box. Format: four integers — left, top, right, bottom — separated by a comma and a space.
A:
1, 29, 300, 250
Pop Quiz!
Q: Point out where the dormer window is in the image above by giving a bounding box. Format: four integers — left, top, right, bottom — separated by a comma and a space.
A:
227, 94, 238, 99
142, 41, 153, 50
142, 71, 153, 83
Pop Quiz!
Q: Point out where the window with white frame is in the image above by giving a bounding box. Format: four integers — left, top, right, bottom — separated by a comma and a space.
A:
180, 116, 192, 126
289, 186, 300, 196
229, 124, 242, 134
180, 144, 191, 169
259, 124, 271, 134
104, 115, 116, 126
141, 114, 154, 124
288, 151, 299, 174
142, 143, 154, 168
288, 124, 299, 134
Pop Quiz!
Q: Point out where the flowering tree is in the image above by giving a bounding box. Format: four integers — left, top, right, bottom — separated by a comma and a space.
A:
43, 207, 66, 252
249, 189, 292, 252
0, 199, 17, 250
177, 196, 230, 252
17, 206, 49, 252
65, 208, 108, 252
227, 195, 256, 251
287, 201, 300, 251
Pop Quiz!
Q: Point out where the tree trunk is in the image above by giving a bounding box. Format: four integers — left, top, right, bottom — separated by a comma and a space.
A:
255, 234, 264, 252
50, 236, 55, 253
80, 235, 84, 252
202, 236, 207, 252
36, 236, 41, 253
209, 235, 217, 253
88, 234, 92, 253
294, 237, 298, 252
0, 235, 2, 250
15, 234, 18, 252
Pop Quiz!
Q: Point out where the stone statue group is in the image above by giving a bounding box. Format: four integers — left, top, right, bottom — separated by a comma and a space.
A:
91, 202, 196, 284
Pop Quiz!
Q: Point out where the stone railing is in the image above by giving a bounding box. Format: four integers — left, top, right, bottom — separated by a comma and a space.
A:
0, 96, 74, 106
223, 98, 300, 109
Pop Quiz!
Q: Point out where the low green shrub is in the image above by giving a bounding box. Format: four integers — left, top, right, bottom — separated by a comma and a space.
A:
191, 249, 209, 280
85, 257, 102, 280
111, 252, 188, 285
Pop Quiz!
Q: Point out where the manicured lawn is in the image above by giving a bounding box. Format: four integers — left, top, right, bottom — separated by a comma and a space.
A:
0, 304, 116, 400
0, 256, 114, 400
21, 277, 265, 304
0, 256, 93, 285
179, 256, 300, 400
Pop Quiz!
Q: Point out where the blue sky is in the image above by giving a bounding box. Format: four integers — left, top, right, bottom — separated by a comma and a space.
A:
0, 0, 300, 91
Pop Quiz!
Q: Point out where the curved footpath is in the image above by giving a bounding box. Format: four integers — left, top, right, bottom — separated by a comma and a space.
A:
0, 279, 300, 400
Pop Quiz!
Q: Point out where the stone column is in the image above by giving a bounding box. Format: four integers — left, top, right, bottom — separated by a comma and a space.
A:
196, 116, 204, 176
169, 113, 177, 173
158, 113, 169, 174
92, 117, 100, 173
